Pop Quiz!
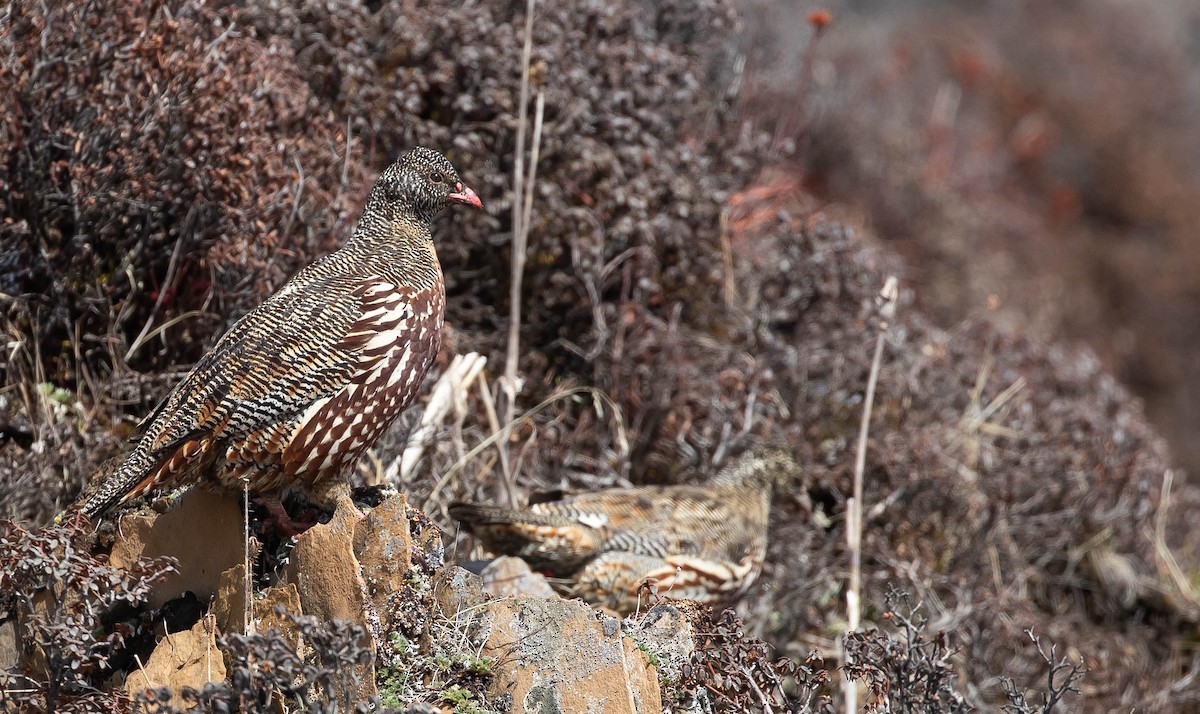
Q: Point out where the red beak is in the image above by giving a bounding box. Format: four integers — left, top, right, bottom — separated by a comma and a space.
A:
449, 182, 483, 209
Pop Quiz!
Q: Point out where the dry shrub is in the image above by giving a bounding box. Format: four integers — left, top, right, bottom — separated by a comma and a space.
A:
729, 210, 1200, 710
0, 518, 176, 712
777, 0, 1200, 475
2, 0, 1200, 710
136, 613, 377, 714
670, 604, 832, 712
1, 0, 367, 518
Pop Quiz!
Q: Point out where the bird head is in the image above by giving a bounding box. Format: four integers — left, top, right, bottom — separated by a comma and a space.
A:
374, 147, 483, 227
710, 448, 802, 493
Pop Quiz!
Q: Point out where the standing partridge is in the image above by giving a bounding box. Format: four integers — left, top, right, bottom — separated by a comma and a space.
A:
449, 450, 798, 614
69, 147, 482, 522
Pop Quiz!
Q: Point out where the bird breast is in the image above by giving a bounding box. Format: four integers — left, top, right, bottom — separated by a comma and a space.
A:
277, 280, 444, 483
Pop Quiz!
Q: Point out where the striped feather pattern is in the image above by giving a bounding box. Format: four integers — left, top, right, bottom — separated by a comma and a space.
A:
450, 449, 798, 613
72, 147, 479, 520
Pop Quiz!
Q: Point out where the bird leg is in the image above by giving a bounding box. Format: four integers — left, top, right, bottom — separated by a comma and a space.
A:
253, 495, 321, 538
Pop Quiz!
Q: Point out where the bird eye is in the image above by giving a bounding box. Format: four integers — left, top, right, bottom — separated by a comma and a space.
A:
430, 171, 444, 184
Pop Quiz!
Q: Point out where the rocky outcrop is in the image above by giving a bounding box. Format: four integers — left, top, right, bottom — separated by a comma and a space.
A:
479, 556, 556, 600
283, 495, 372, 630
108, 490, 244, 609
211, 564, 303, 640
481, 596, 662, 714
124, 616, 226, 706
1, 481, 799, 712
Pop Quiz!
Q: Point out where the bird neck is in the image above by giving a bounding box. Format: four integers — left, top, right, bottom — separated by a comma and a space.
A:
344, 204, 442, 287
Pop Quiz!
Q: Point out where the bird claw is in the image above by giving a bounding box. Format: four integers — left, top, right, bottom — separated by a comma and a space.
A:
254, 496, 320, 538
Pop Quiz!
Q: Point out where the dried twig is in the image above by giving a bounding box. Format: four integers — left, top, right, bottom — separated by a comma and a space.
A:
719, 209, 736, 308
476, 371, 515, 507
134, 654, 157, 689
243, 479, 253, 637
1000, 629, 1087, 713
951, 352, 1026, 475
125, 231, 185, 363
768, 10, 831, 158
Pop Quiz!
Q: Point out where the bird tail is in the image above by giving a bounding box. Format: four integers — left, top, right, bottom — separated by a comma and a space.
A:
448, 502, 568, 530
447, 501, 600, 571
63, 437, 210, 523
62, 445, 163, 522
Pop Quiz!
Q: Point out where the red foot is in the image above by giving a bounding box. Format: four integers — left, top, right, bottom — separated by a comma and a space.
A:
254, 496, 320, 538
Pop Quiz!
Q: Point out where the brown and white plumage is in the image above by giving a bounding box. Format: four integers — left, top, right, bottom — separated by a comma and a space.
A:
449, 450, 798, 613
71, 147, 482, 521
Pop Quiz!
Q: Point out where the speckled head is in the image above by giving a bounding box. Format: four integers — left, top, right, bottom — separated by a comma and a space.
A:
710, 448, 801, 492
373, 147, 482, 226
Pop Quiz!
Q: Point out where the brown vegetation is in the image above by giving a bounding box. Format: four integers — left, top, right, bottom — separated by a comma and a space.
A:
780, 0, 1200, 476
2, 0, 1199, 711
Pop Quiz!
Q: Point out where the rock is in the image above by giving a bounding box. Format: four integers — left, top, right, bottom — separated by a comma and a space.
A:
274, 491, 459, 706
402, 502, 445, 571
283, 493, 376, 703
108, 489, 245, 609
124, 615, 226, 706
253, 583, 304, 645
283, 491, 443, 627
621, 636, 663, 714
626, 602, 701, 686
481, 596, 662, 714
353, 492, 417, 635
0, 619, 17, 671
431, 566, 489, 645
211, 564, 303, 642
354, 493, 444, 640
480, 556, 556, 600
284, 494, 369, 625
433, 566, 488, 618
211, 565, 251, 636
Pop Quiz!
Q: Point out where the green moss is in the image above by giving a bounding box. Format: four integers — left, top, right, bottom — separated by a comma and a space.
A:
439, 685, 490, 713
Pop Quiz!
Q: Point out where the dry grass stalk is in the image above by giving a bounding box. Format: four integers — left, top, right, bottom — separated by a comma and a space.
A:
1154, 469, 1200, 618
951, 353, 1025, 476
844, 275, 898, 712
385, 352, 487, 485
719, 209, 737, 309
243, 479, 253, 637
422, 385, 628, 513
124, 235, 184, 362
476, 371, 516, 507
499, 0, 545, 487
134, 654, 157, 689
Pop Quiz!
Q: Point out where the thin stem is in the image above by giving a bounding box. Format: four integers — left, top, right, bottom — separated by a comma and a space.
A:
500, 0, 540, 490
844, 275, 898, 713
243, 479, 253, 637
